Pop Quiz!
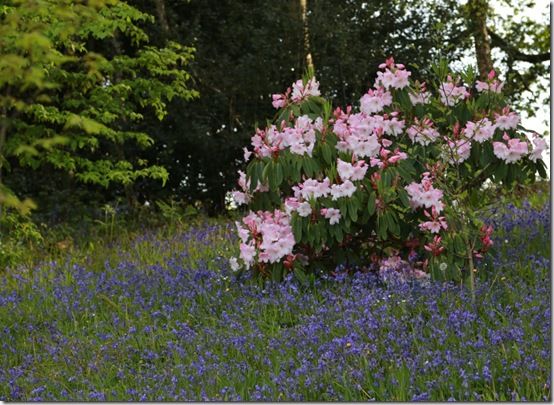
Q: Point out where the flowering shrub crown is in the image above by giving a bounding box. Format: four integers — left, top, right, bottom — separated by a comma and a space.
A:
230, 58, 548, 281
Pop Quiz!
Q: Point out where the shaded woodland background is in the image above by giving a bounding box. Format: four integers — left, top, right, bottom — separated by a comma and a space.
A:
3, 0, 550, 222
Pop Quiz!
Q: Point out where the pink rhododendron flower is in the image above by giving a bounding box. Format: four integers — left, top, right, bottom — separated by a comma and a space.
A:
476, 80, 504, 93
272, 93, 287, 109
493, 134, 528, 163
251, 125, 286, 158
296, 201, 312, 217
231, 170, 268, 206
332, 110, 381, 157
418, 207, 448, 234
370, 148, 407, 169
494, 107, 520, 130
359, 88, 393, 114
337, 159, 355, 180
438, 75, 470, 106
239, 242, 256, 268
337, 159, 369, 181
444, 138, 472, 164
463, 118, 496, 143
476, 70, 504, 93
409, 82, 431, 105
529, 135, 548, 162
321, 207, 341, 225
405, 175, 444, 212
292, 177, 331, 200
424, 235, 445, 256
374, 57, 411, 89
381, 114, 405, 136
480, 224, 494, 252
291, 77, 320, 103
407, 117, 440, 145
231, 191, 249, 206
281, 115, 318, 156
235, 221, 250, 243
409, 90, 431, 105
391, 68, 411, 89
284, 197, 300, 215
330, 180, 356, 200
351, 160, 368, 180
237, 210, 296, 267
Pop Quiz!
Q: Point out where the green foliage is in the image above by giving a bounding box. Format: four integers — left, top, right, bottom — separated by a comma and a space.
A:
486, 0, 550, 115
0, 208, 42, 268
0, 0, 197, 211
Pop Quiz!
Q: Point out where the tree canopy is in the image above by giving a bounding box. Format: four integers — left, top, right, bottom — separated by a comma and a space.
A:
1, 0, 549, 219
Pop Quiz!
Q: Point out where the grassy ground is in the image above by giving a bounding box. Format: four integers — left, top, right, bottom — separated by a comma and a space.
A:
0, 189, 550, 401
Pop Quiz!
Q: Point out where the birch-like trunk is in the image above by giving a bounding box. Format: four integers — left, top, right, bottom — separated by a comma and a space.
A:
468, 0, 493, 78
300, 0, 314, 71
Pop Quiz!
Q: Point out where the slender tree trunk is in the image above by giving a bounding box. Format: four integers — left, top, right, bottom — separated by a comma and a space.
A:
0, 102, 6, 223
300, 0, 314, 71
468, 0, 493, 78
111, 36, 137, 210
154, 0, 171, 38
0, 105, 6, 187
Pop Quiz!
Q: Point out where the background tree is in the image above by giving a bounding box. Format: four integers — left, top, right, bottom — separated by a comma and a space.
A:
0, 0, 197, 217
5, 0, 548, 220
462, 0, 549, 115
467, 0, 494, 77
308, 0, 468, 106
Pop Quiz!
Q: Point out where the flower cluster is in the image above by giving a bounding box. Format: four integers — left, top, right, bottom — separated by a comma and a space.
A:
438, 75, 470, 106
249, 115, 323, 159
332, 109, 382, 158
360, 87, 393, 114
408, 82, 431, 105
529, 135, 548, 162
374, 57, 412, 90
463, 118, 496, 143
286, 178, 332, 217
494, 107, 520, 130
407, 117, 440, 145
493, 133, 529, 164
272, 77, 321, 108
405, 173, 445, 212
405, 171, 448, 257
231, 170, 268, 206
237, 210, 295, 268
476, 70, 504, 93
291, 177, 331, 201
444, 138, 472, 164
474, 224, 494, 258
369, 147, 407, 168
320, 207, 341, 225
336, 159, 368, 181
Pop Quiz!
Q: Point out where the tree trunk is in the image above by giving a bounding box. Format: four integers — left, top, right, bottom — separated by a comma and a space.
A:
154, 0, 171, 38
468, 0, 493, 78
300, 0, 314, 71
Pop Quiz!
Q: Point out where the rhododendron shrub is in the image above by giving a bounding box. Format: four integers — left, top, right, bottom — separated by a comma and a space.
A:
230, 59, 548, 285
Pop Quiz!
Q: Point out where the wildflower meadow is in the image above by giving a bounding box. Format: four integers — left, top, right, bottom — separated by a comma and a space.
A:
0, 0, 550, 402
0, 191, 550, 401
